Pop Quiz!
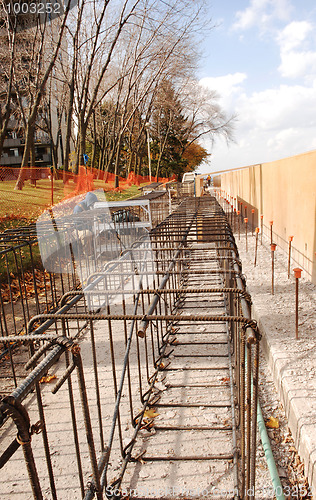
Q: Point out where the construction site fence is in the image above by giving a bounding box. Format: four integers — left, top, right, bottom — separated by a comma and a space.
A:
0, 196, 261, 499
0, 166, 178, 221
0, 166, 176, 185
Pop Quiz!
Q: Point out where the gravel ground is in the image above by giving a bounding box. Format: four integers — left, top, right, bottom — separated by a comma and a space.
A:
234, 218, 315, 500
258, 347, 312, 499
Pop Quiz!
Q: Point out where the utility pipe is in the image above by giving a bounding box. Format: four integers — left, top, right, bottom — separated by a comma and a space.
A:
256, 400, 286, 500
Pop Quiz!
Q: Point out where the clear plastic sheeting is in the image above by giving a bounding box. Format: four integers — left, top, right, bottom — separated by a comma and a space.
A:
85, 235, 155, 310
36, 189, 107, 275
36, 190, 155, 310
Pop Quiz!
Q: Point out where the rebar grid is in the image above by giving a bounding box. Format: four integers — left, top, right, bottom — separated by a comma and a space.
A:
0, 196, 260, 500
0, 233, 82, 391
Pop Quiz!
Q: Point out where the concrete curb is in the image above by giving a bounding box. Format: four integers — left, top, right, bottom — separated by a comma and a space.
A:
253, 306, 316, 497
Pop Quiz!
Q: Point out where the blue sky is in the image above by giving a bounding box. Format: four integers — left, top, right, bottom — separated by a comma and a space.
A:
198, 0, 316, 173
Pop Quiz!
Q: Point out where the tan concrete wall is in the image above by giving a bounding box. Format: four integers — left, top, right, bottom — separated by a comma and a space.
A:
220, 150, 316, 283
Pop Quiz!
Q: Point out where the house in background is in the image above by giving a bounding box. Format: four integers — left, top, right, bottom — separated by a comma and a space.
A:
0, 118, 52, 170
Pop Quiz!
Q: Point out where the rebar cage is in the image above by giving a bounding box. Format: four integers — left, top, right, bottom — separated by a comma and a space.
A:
0, 195, 260, 500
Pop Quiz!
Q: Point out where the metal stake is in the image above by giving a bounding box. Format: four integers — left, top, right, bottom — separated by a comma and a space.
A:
288, 236, 293, 279
270, 243, 277, 295
293, 268, 302, 339
254, 228, 259, 266
269, 221, 273, 245
237, 211, 240, 240
245, 218, 248, 252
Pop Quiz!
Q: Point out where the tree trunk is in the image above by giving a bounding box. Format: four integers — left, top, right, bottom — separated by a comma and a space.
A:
30, 132, 37, 187
114, 134, 123, 188
0, 30, 16, 157
127, 150, 134, 176
59, 130, 64, 167
15, 121, 35, 190
14, 0, 71, 191
106, 139, 116, 174
63, 76, 75, 178
75, 114, 87, 174
97, 133, 105, 179
91, 110, 97, 171
138, 153, 143, 177
51, 142, 58, 171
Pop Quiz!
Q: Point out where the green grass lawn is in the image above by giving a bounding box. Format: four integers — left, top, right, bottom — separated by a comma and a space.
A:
0, 179, 145, 230
0, 179, 146, 279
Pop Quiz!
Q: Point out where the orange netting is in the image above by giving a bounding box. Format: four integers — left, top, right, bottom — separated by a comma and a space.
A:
0, 165, 177, 221
0, 166, 51, 182
61, 167, 176, 198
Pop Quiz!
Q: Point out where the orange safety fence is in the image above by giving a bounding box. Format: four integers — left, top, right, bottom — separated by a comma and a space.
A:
60, 167, 175, 188
0, 166, 51, 182
0, 166, 177, 222
61, 167, 176, 197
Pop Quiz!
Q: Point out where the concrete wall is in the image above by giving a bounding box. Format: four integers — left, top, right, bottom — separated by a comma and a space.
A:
220, 150, 316, 283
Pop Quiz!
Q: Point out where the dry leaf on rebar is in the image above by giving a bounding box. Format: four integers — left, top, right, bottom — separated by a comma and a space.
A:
143, 409, 159, 419
221, 377, 230, 384
266, 416, 279, 429
39, 374, 57, 384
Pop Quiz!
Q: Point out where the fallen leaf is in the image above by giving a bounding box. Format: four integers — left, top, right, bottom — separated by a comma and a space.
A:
266, 416, 279, 429
143, 409, 159, 419
296, 462, 304, 474
221, 377, 230, 384
39, 374, 57, 384
282, 435, 292, 444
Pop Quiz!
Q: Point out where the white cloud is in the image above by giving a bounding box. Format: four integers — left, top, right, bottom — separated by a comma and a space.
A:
198, 76, 316, 172
277, 21, 312, 52
277, 21, 316, 79
266, 128, 306, 153
200, 73, 247, 94
233, 0, 292, 32
279, 50, 316, 78
237, 83, 316, 130
199, 73, 247, 111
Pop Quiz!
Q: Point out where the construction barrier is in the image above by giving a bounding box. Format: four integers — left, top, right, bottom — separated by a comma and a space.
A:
0, 166, 177, 222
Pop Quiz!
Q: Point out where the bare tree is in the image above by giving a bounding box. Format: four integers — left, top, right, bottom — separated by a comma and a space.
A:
147, 75, 234, 180
70, 0, 141, 173
178, 79, 235, 153
13, 0, 72, 189
104, 0, 208, 186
